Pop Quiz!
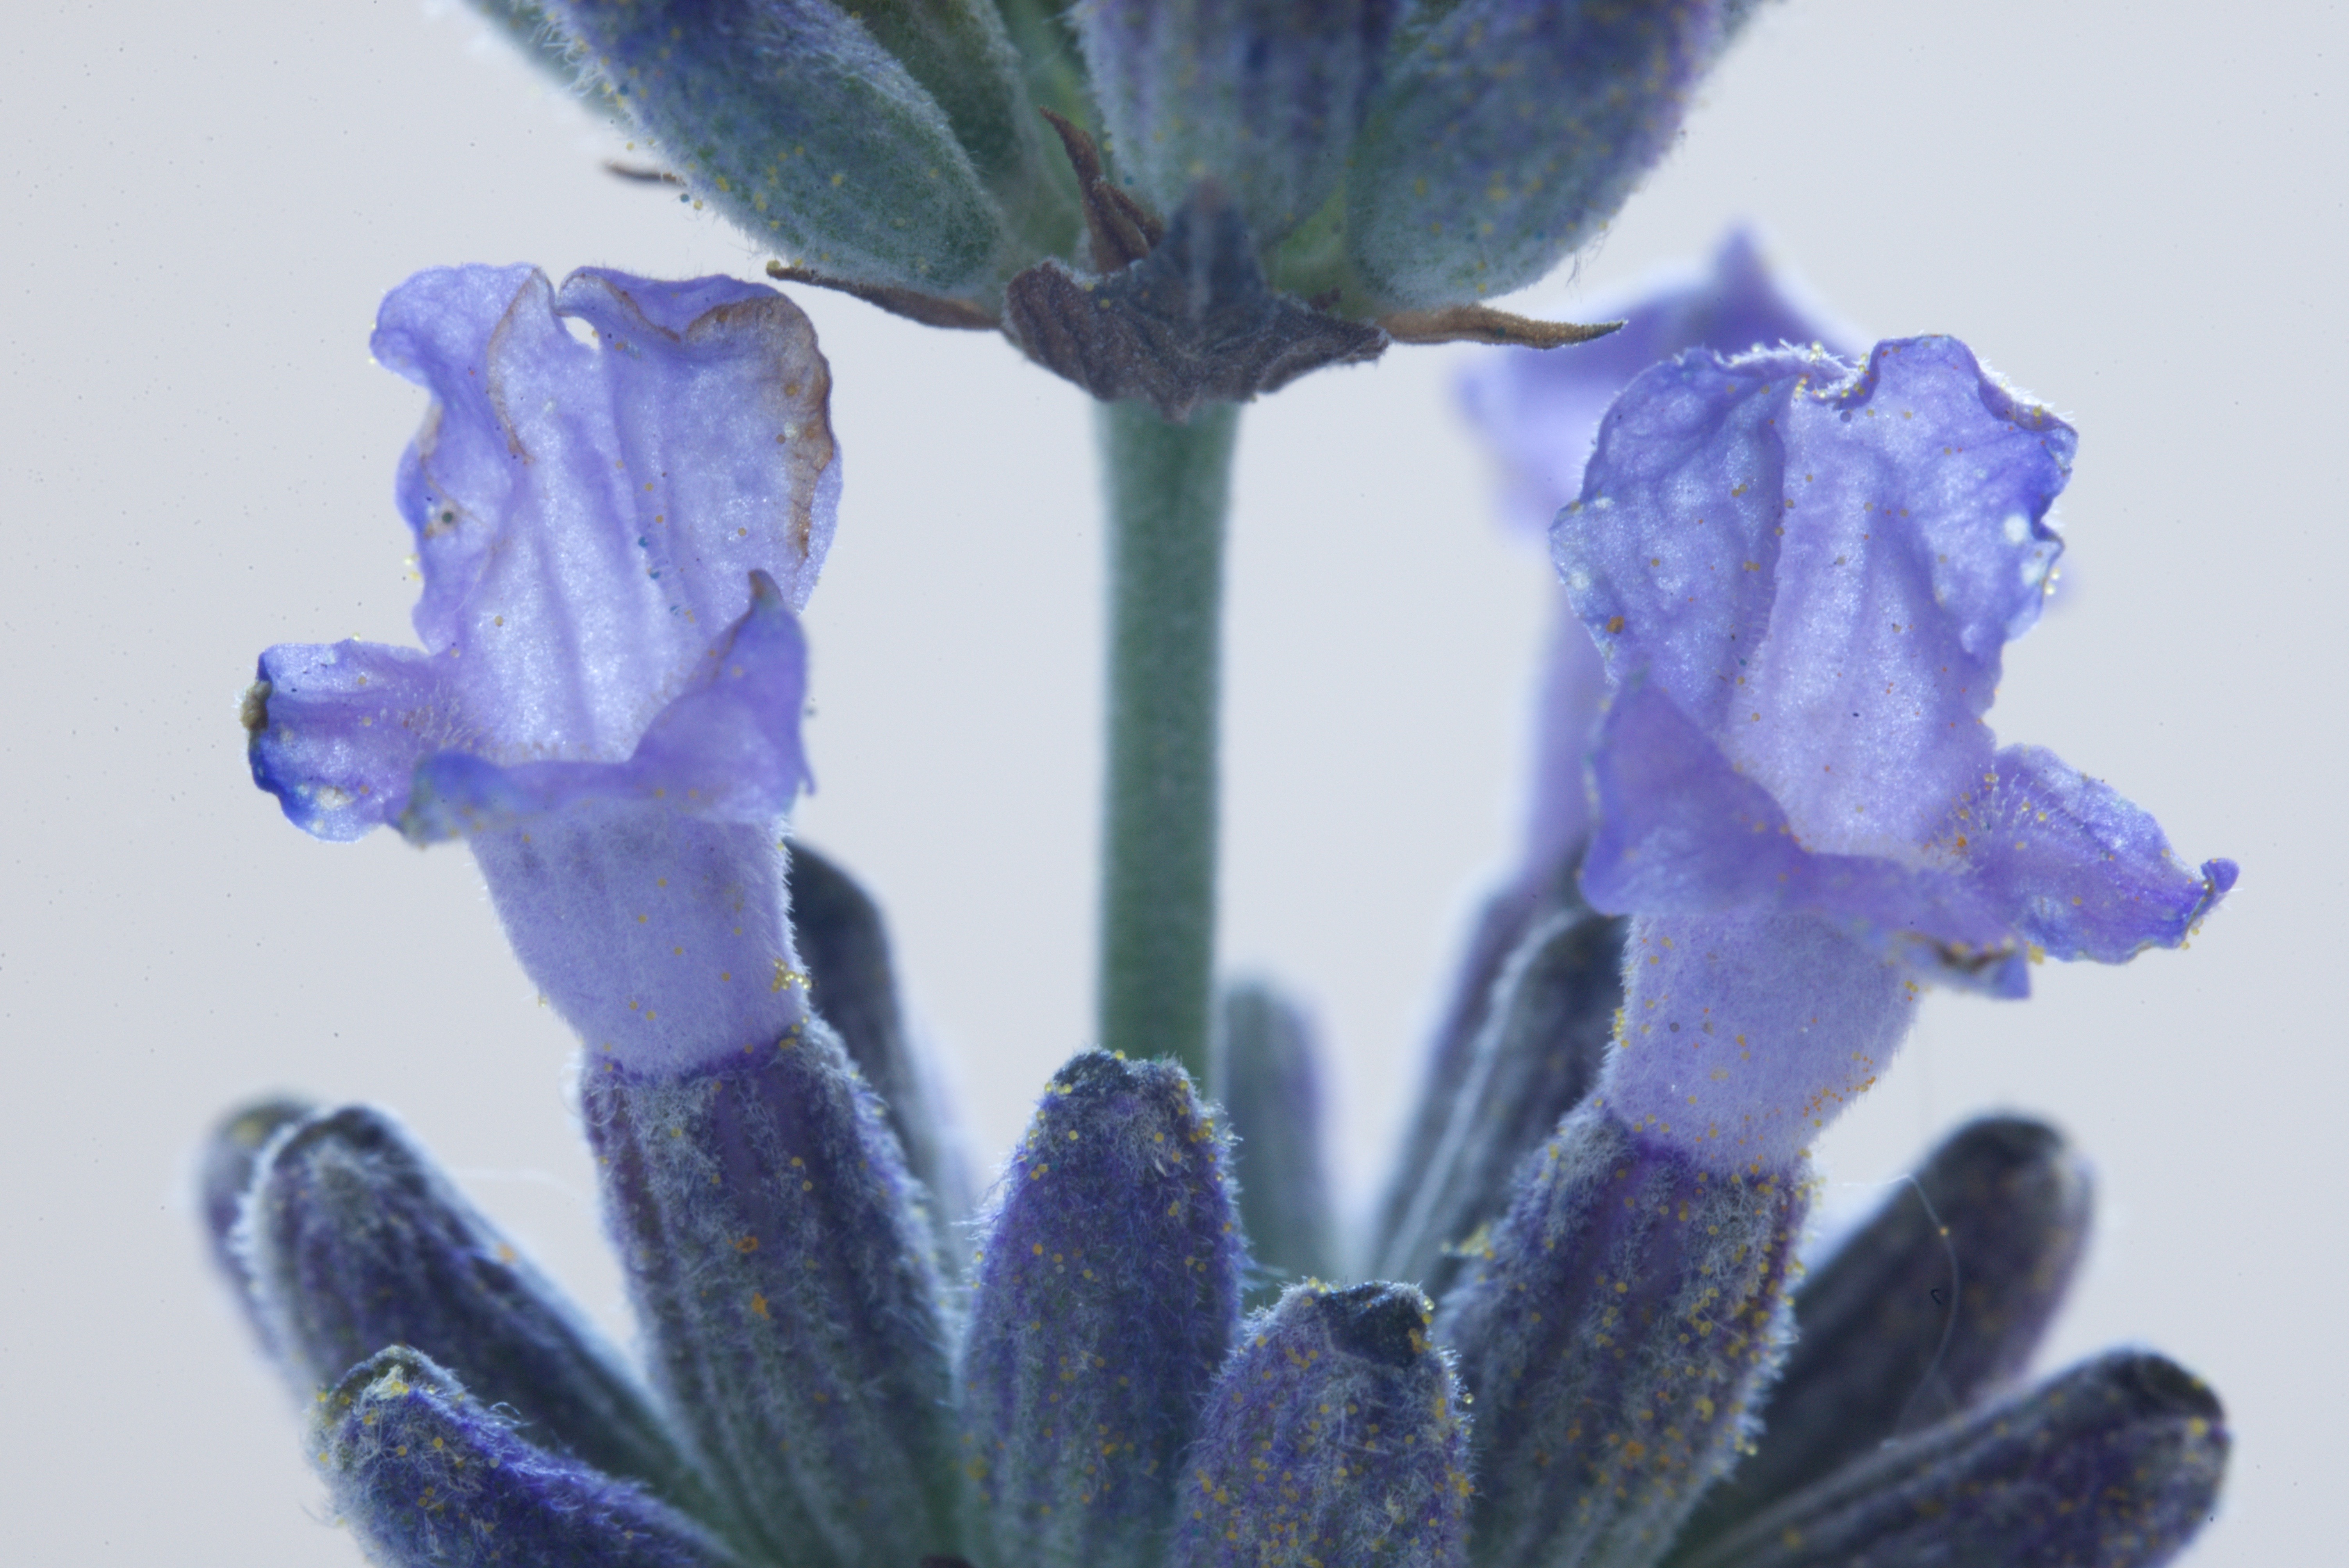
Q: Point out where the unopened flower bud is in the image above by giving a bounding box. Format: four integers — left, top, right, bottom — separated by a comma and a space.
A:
1347, 2, 1737, 308
241, 1105, 704, 1510
1675, 1351, 2228, 1568
1075, 1, 1401, 255
552, 0, 1017, 299
1173, 1281, 1469, 1568
1438, 1104, 1806, 1565
959, 1050, 1244, 1568
787, 843, 974, 1244
583, 1021, 960, 1566
311, 1347, 743, 1568
1212, 980, 1339, 1286
1378, 905, 1622, 1298
1678, 1115, 2092, 1550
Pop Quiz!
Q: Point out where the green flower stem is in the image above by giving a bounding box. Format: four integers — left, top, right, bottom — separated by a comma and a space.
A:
1095, 398, 1240, 1083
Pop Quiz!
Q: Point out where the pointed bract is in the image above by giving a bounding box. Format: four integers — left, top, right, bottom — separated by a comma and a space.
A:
1172, 1282, 1469, 1568
583, 1023, 960, 1568
960, 1050, 1244, 1568
312, 1347, 743, 1568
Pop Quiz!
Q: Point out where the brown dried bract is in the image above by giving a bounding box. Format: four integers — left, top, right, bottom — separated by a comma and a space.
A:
1381, 304, 1625, 349
761, 261, 999, 333
1038, 108, 1165, 273
1003, 184, 1387, 422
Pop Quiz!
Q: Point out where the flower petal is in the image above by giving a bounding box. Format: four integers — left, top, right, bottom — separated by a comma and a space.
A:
471, 814, 803, 1076
1583, 683, 2023, 992
245, 640, 453, 840
1967, 744, 2237, 963
400, 571, 809, 842
371, 263, 836, 768
1561, 336, 2075, 861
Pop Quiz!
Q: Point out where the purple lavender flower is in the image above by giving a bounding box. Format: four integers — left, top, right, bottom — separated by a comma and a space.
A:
245, 262, 838, 1078
1378, 233, 1851, 1281
1559, 334, 2233, 1167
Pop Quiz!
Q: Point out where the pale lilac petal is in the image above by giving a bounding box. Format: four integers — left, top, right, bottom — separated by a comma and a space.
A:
1965, 745, 2236, 963
1469, 235, 1861, 916
400, 573, 808, 842
252, 264, 840, 1075
1561, 337, 2073, 860
372, 265, 836, 770
1584, 682, 2025, 996
472, 814, 802, 1076
246, 641, 455, 840
1551, 332, 2230, 1170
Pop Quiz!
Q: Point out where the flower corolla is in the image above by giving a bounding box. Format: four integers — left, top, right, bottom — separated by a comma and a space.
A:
1556, 335, 2234, 1167
246, 263, 840, 1074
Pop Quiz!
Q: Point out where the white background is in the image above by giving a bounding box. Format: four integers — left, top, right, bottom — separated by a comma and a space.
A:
2, 1, 2337, 1561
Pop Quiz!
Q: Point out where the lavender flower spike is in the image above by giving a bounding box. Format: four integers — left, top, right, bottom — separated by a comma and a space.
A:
960, 1050, 1245, 1568
1171, 1282, 1470, 1568
1558, 337, 2234, 1170
246, 263, 839, 1078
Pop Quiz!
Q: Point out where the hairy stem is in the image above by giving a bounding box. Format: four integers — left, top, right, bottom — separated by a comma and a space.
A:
1095, 399, 1240, 1083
